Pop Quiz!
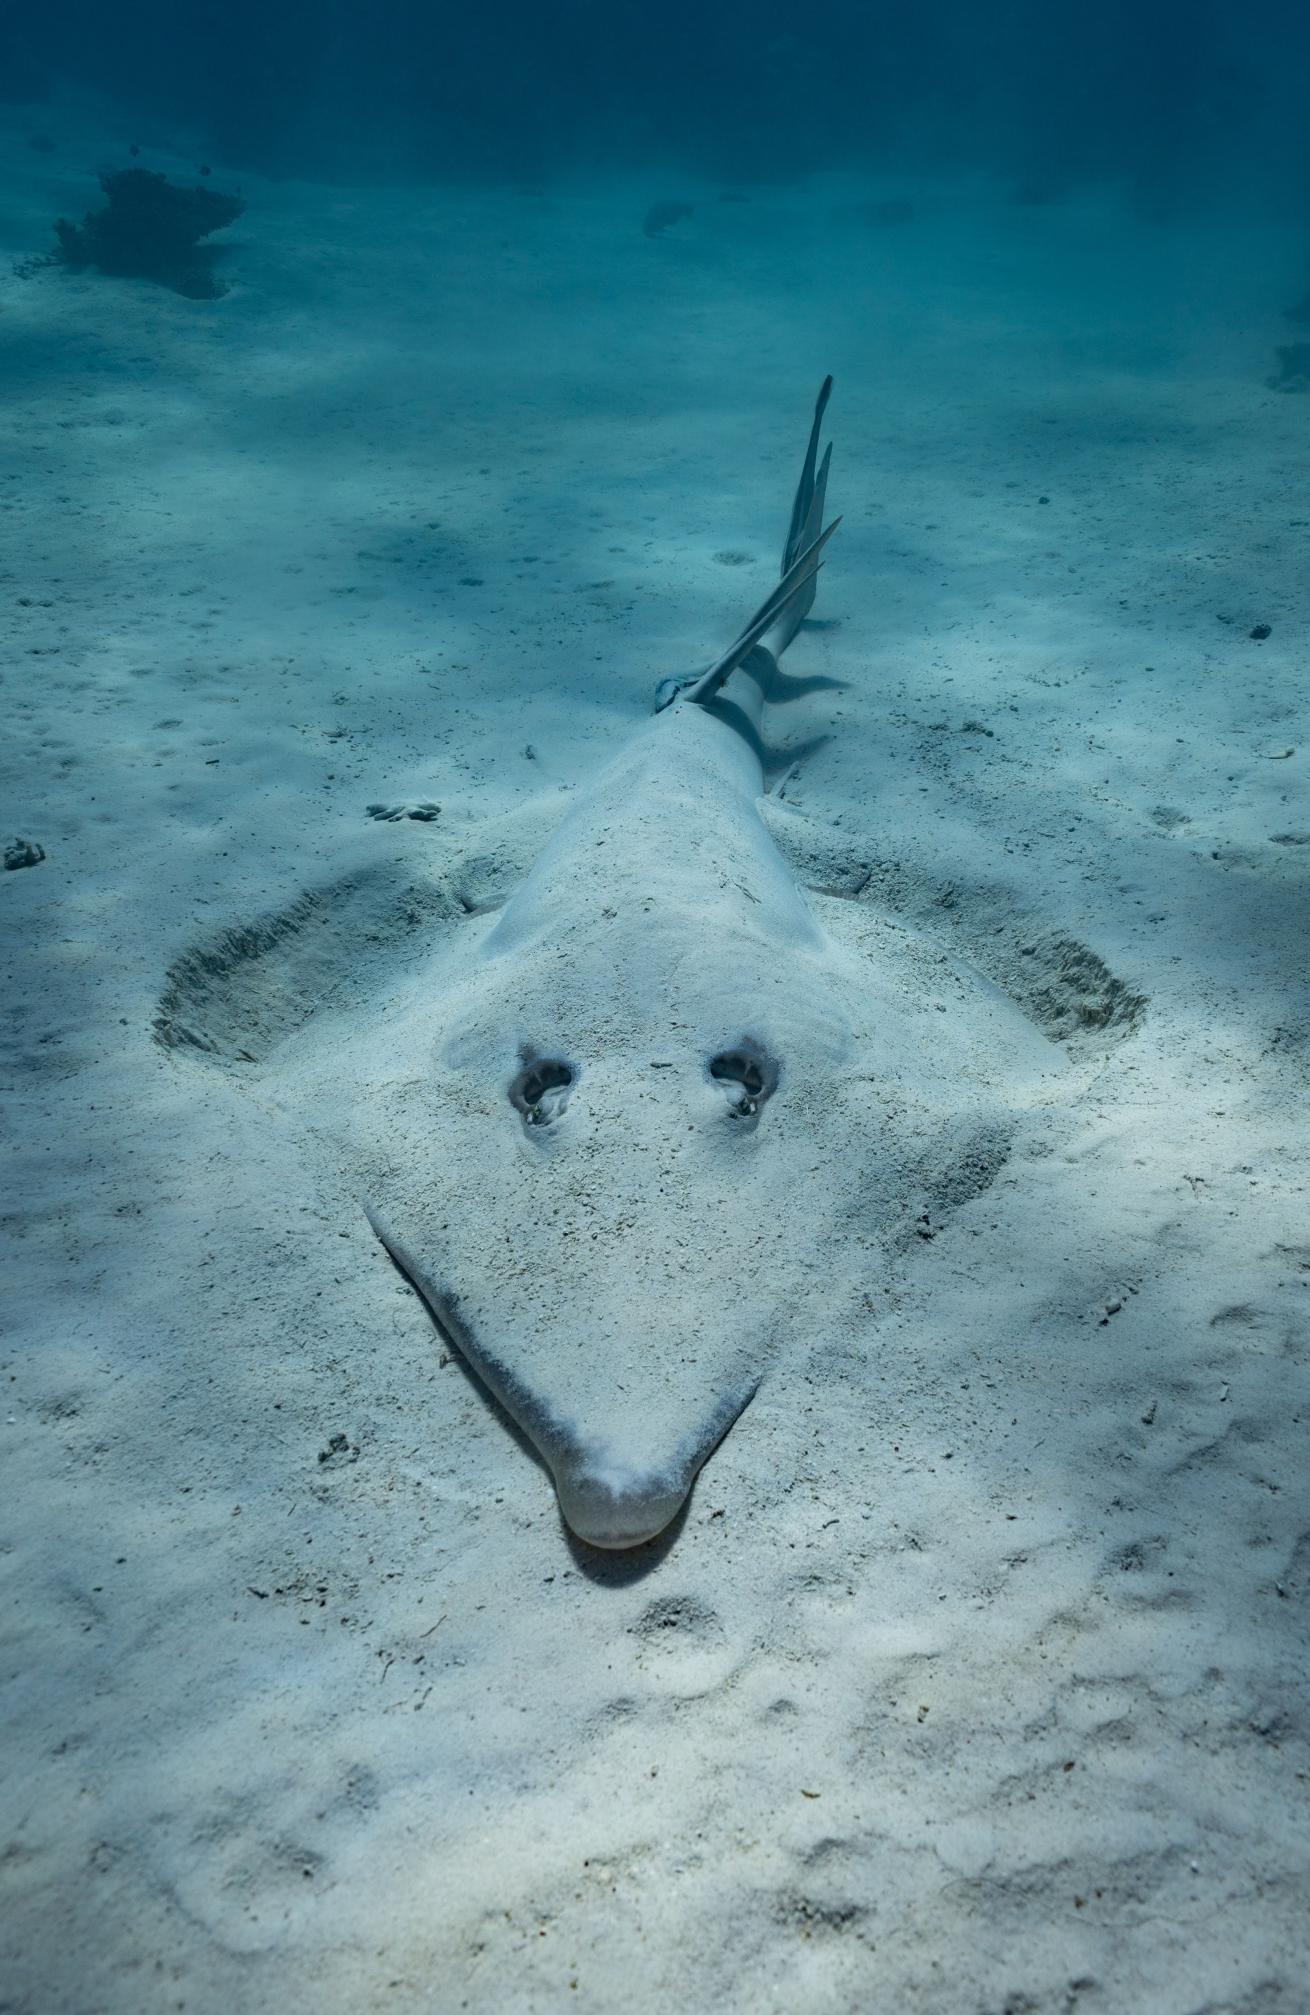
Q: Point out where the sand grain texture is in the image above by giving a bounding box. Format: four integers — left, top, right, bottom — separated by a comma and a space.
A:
2, 123, 1308, 2014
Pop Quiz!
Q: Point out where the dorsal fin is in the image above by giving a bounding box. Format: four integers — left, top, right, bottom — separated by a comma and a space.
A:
771, 379, 835, 656
771, 438, 832, 656
683, 377, 837, 707
784, 374, 834, 574
680, 515, 841, 709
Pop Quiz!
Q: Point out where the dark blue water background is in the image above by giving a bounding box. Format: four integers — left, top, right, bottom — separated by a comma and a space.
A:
4, 1, 1309, 209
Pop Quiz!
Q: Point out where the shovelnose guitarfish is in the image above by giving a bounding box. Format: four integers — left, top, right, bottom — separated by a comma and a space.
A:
159, 381, 1084, 1548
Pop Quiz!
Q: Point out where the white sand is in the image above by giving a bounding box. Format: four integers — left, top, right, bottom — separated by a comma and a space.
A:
3, 112, 1309, 2013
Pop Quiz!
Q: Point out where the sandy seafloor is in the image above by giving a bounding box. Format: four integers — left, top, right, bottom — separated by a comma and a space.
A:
2, 105, 1309, 2015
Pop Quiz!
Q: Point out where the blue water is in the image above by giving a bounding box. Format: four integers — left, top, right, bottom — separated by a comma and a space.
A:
6, 6, 1310, 2011
4, 0, 1309, 206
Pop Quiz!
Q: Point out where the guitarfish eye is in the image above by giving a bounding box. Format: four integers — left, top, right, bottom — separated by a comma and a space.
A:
510, 1058, 574, 1125
709, 1041, 778, 1117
